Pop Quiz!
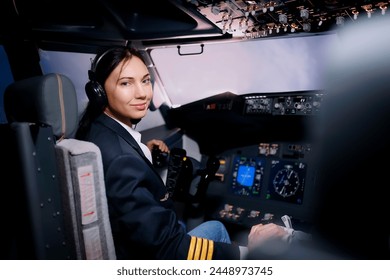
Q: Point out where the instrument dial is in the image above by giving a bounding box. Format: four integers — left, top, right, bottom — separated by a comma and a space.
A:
272, 165, 300, 197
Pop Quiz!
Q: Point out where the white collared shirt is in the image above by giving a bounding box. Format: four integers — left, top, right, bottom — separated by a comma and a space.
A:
104, 114, 153, 163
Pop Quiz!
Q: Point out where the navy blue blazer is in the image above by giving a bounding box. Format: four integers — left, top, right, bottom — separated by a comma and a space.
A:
83, 113, 240, 259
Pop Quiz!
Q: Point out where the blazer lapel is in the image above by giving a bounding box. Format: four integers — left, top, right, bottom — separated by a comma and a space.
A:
98, 114, 162, 174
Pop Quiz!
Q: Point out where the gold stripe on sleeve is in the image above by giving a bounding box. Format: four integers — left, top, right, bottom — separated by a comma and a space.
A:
193, 237, 202, 260
200, 238, 208, 260
187, 237, 214, 260
207, 240, 214, 260
187, 236, 196, 260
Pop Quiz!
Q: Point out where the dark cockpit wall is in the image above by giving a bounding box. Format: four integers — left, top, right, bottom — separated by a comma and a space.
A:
309, 16, 390, 260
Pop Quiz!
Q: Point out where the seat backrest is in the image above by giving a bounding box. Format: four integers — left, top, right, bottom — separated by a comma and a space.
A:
4, 73, 115, 259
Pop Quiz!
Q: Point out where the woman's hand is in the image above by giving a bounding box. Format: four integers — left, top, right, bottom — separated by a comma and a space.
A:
146, 139, 169, 153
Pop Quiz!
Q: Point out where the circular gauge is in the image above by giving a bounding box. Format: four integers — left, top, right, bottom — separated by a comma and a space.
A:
272, 166, 300, 198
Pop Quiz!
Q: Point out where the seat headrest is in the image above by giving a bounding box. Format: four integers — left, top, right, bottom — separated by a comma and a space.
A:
4, 73, 78, 140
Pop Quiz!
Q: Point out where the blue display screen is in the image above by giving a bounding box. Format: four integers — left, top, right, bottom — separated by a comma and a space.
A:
237, 165, 255, 187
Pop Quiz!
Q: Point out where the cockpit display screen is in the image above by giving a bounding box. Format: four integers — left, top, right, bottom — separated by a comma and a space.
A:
236, 165, 255, 187
231, 156, 265, 196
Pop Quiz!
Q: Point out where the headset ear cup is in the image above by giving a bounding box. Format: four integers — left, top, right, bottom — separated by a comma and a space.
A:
85, 80, 108, 108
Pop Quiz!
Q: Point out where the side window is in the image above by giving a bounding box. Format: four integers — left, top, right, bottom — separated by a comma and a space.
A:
0, 45, 14, 123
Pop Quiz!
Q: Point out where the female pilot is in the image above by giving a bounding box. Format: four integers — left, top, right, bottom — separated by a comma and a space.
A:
76, 46, 288, 259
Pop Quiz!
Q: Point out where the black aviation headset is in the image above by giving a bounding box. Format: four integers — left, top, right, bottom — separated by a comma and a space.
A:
85, 48, 114, 109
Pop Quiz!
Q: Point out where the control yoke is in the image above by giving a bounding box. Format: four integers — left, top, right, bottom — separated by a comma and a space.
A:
164, 147, 220, 203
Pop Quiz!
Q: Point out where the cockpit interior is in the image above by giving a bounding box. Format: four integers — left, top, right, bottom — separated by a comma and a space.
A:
1, 0, 390, 261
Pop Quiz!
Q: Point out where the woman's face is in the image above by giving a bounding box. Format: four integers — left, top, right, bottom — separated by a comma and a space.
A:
103, 55, 153, 126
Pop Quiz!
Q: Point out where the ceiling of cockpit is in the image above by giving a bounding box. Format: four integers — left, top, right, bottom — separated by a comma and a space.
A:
0, 0, 389, 52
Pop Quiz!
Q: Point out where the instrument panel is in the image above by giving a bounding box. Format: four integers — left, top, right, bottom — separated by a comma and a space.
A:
207, 141, 317, 231
168, 90, 322, 231
243, 92, 323, 116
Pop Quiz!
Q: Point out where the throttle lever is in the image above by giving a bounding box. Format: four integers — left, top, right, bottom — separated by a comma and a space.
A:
191, 156, 220, 202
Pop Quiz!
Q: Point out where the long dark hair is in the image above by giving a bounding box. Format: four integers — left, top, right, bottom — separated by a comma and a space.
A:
76, 46, 146, 139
